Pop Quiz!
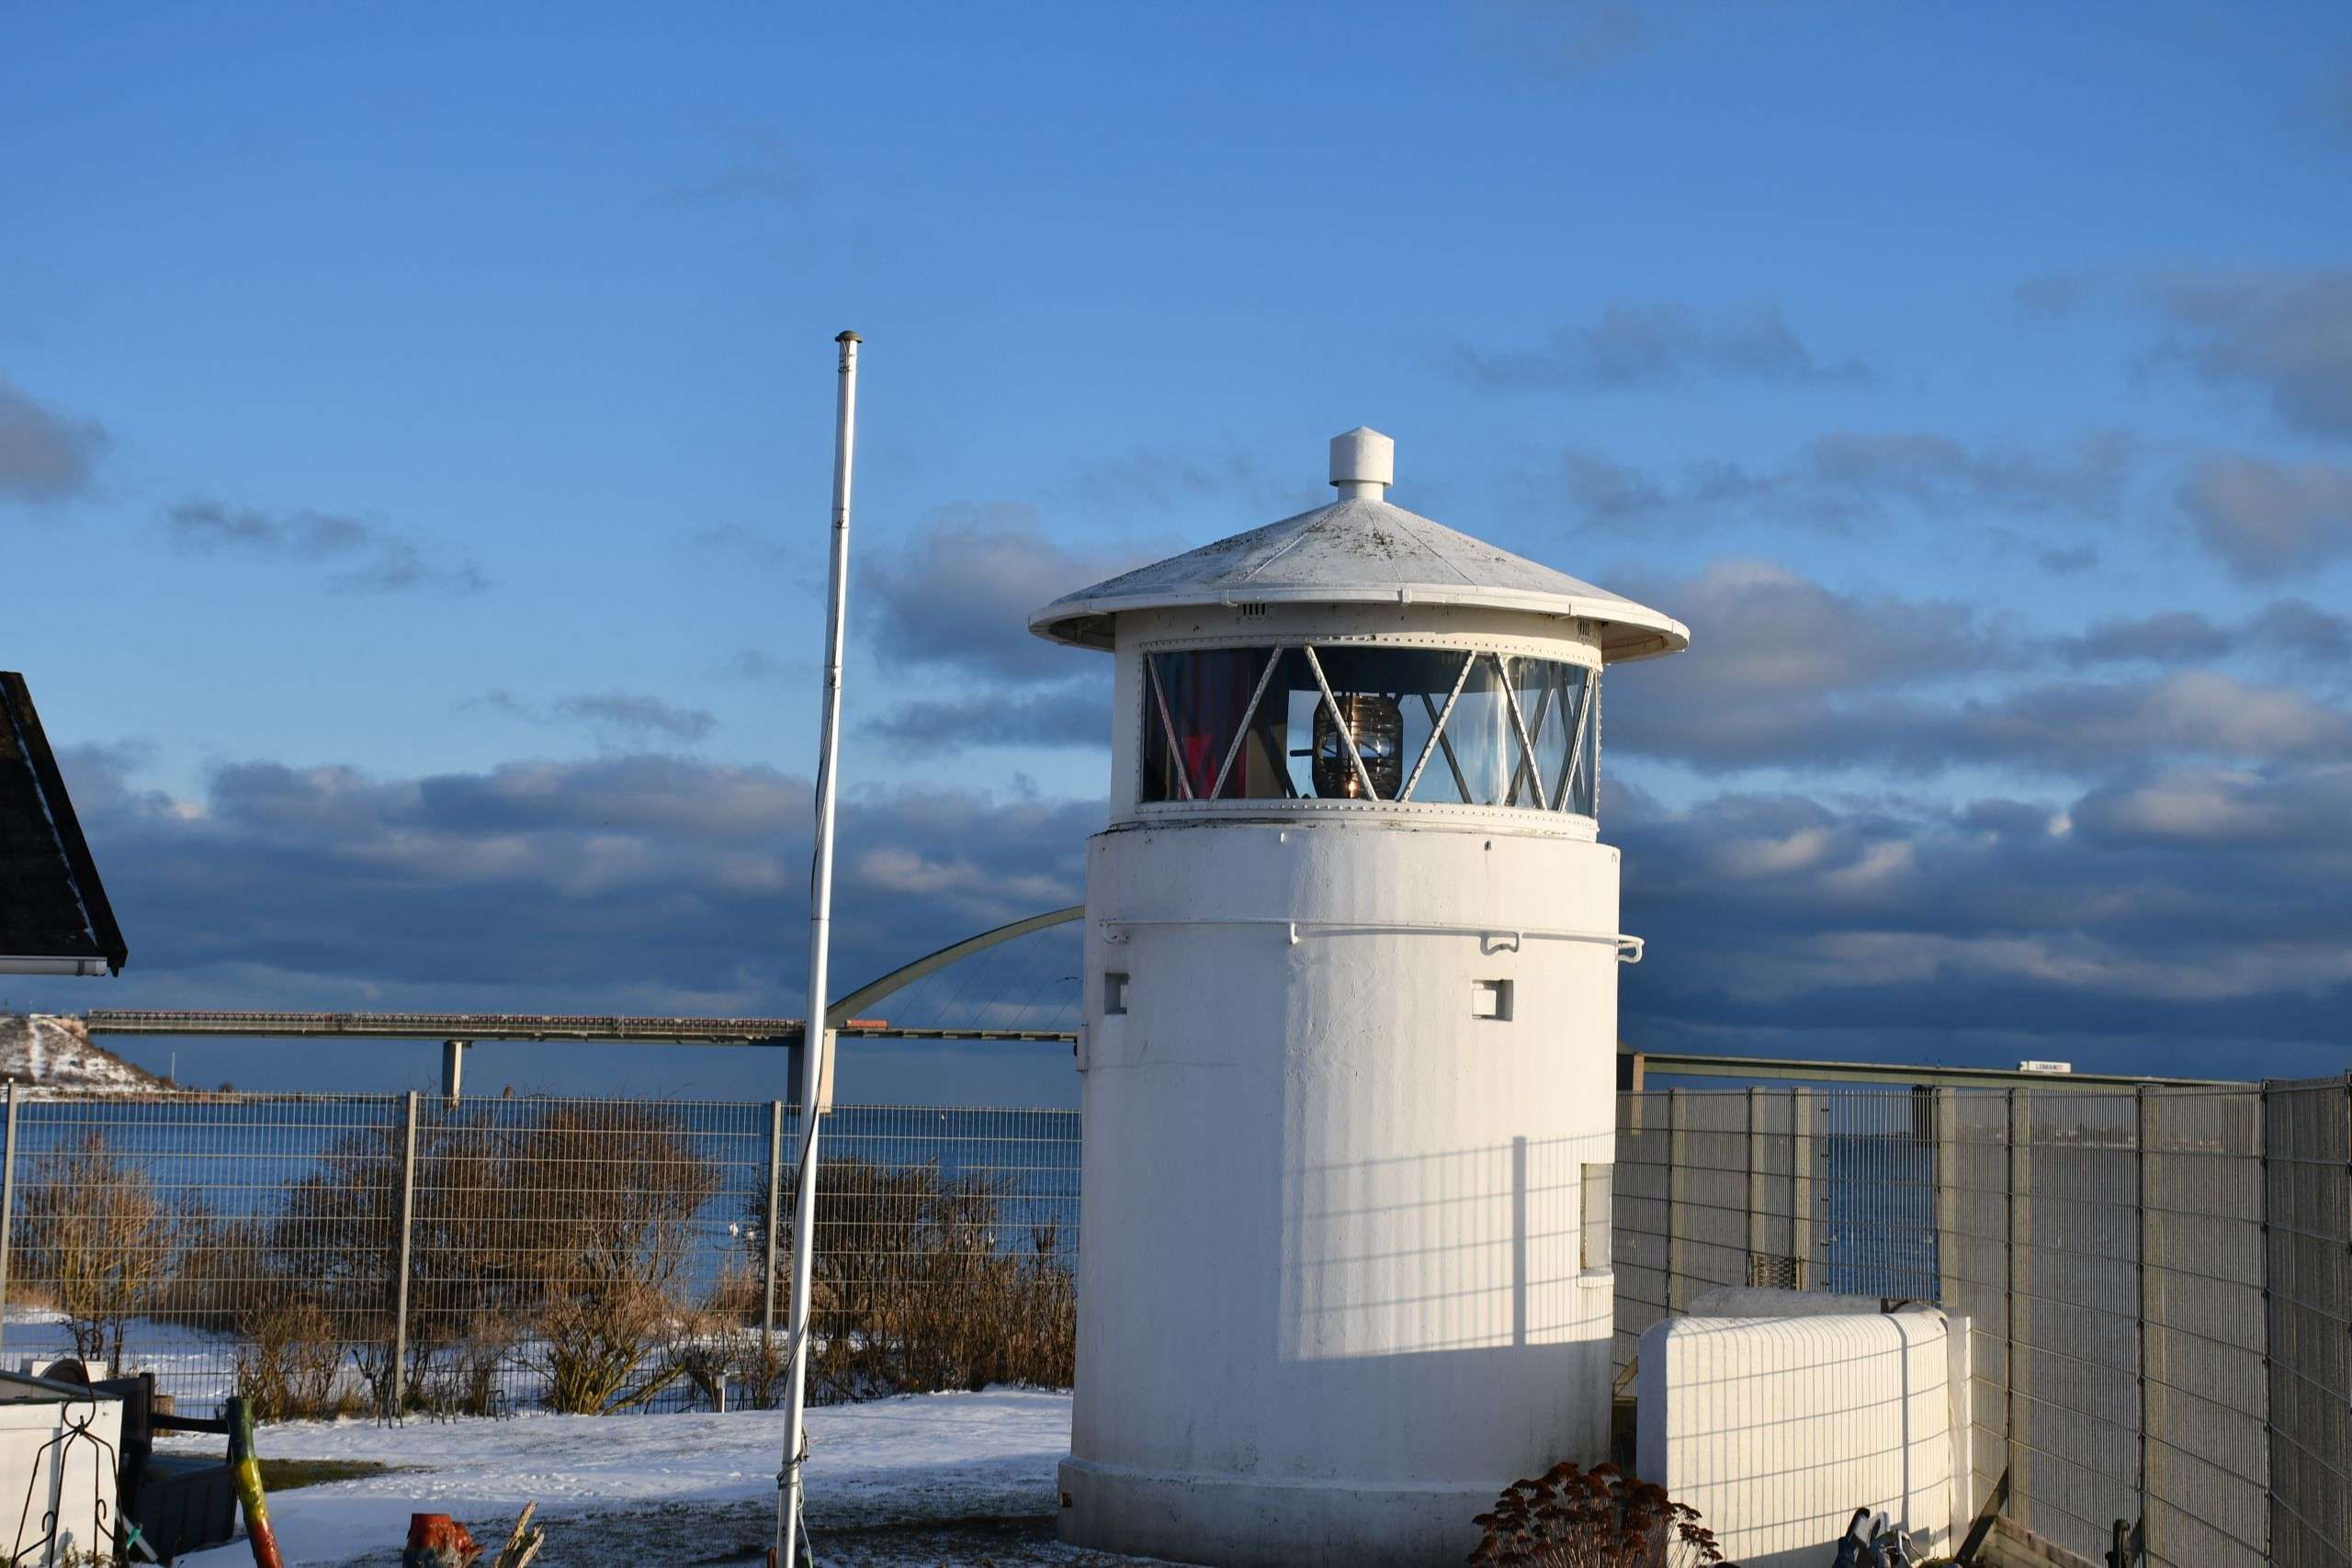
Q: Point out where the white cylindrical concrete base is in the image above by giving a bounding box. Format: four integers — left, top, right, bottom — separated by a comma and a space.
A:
1059, 1456, 1496, 1567
1065, 818, 1623, 1565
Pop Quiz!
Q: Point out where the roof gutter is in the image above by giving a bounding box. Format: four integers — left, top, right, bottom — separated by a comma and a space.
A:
0, 957, 113, 976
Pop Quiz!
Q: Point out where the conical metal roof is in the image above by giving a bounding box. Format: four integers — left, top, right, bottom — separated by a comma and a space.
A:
1029, 430, 1689, 662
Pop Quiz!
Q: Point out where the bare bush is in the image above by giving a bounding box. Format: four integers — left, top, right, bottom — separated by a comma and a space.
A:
503, 1102, 718, 1413
762, 1156, 1079, 1401
233, 1294, 365, 1420
274, 1100, 720, 1415
17, 1134, 178, 1370
399, 1313, 516, 1418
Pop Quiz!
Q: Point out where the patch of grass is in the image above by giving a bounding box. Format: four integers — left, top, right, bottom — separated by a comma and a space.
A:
257, 1457, 410, 1492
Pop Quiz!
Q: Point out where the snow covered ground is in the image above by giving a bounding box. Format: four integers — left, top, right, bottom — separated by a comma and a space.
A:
6, 1306, 235, 1405
173, 1390, 1154, 1567
2, 1309, 1142, 1563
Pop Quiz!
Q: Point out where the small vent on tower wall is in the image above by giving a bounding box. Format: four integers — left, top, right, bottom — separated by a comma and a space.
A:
1238, 603, 1270, 618
1103, 972, 1130, 1016
1472, 979, 1513, 1021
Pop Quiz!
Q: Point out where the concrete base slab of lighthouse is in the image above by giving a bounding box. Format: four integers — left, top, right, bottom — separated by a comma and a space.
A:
1057, 1457, 1490, 1567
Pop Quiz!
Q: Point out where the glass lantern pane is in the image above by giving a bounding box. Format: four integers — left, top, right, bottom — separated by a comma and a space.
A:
1562, 671, 1600, 818
1420, 654, 1515, 806
1136, 645, 1600, 813
1139, 648, 1277, 802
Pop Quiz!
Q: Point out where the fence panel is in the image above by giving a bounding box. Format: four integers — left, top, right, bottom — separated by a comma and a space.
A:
1611, 1092, 1669, 1371
1616, 1080, 2330, 1568
0, 1074, 2342, 1566
1, 1094, 406, 1414
2012, 1090, 2142, 1558
2266, 1077, 2352, 1568
794, 1104, 1081, 1404
1818, 1089, 1938, 1300
0, 1093, 1080, 1420
1669, 1090, 1752, 1307
1936, 1089, 2014, 1514
2138, 1089, 2267, 1567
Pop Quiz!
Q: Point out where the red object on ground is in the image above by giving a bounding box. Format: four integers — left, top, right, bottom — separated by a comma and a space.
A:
404, 1513, 483, 1567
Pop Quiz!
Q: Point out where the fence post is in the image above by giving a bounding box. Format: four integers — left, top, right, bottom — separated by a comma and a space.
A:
1935, 1088, 1960, 1310
763, 1100, 785, 1355
1745, 1087, 1766, 1284
0, 1082, 17, 1359
2134, 1087, 2153, 1556
390, 1089, 419, 1419
2007, 1086, 2031, 1530
1792, 1088, 1815, 1290
1667, 1089, 1687, 1313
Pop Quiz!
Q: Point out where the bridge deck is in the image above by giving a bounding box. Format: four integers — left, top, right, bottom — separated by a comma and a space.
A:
81, 1010, 1077, 1044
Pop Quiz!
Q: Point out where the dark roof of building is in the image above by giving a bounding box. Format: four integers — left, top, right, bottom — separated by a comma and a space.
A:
0, 672, 127, 976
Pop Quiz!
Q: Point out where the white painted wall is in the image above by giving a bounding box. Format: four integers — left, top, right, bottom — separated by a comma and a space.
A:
1636, 1312, 1957, 1567
0, 1392, 122, 1565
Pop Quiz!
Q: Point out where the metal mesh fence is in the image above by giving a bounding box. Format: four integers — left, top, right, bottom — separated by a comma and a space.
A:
2265, 1080, 2351, 1567
1615, 1079, 2352, 1568
0, 1090, 1079, 1421
1, 1077, 2342, 1562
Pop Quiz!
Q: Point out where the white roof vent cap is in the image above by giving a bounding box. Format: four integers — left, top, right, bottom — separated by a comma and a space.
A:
1329, 426, 1395, 500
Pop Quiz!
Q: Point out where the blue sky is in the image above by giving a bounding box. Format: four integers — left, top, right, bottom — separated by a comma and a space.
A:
5, 3, 2349, 1100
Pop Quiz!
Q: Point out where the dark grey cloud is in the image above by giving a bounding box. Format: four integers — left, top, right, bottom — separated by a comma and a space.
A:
38, 734, 2351, 1077
0, 375, 107, 502
2034, 543, 2099, 575
2147, 268, 2352, 440
864, 677, 1112, 753
1556, 429, 2137, 532
1613, 764, 2352, 1075
1603, 562, 2350, 774
2251, 598, 2352, 664
2053, 599, 2352, 669
2177, 455, 2352, 580
53, 747, 1095, 1019
462, 691, 717, 743
1462, 301, 1863, 390
864, 504, 1145, 681
1615, 667, 2352, 776
1945, 671, 2352, 771
165, 500, 488, 594
2054, 610, 2234, 667
1613, 559, 2015, 699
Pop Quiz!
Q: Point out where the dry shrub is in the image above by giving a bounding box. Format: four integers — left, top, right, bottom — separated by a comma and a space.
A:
273, 1100, 719, 1416
1469, 1461, 1729, 1568
17, 1133, 178, 1370
233, 1295, 365, 1420
404, 1314, 516, 1418
505, 1103, 716, 1413
154, 1207, 273, 1333
771, 1156, 1078, 1401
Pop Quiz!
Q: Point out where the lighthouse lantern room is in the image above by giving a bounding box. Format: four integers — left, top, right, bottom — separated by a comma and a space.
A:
1030, 428, 1688, 1566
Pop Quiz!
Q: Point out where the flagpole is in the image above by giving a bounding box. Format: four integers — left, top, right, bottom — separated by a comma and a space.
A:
778, 328, 859, 1568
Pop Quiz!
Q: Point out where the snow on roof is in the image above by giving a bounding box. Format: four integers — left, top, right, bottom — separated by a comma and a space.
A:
1029, 429, 1689, 663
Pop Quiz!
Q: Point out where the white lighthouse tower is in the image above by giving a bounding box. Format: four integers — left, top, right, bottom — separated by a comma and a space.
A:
1030, 428, 1688, 1566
